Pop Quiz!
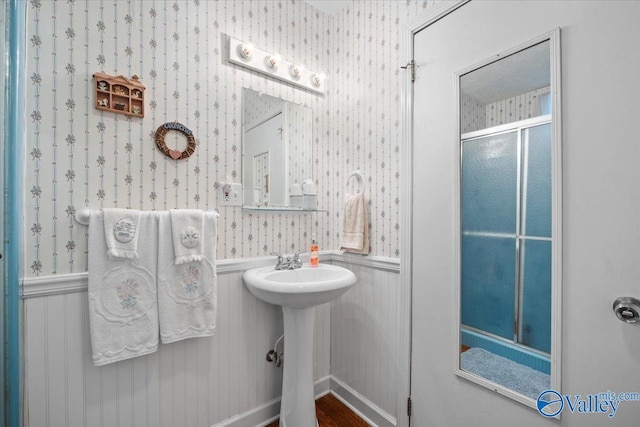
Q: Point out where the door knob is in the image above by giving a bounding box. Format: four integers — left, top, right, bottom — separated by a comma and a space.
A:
612, 297, 640, 324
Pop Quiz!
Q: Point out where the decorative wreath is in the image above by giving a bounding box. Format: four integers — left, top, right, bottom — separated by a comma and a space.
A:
154, 122, 197, 160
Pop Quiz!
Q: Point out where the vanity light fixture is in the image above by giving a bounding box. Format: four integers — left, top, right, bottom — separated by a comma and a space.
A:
227, 35, 326, 95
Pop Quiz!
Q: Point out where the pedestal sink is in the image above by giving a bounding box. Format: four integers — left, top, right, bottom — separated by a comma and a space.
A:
243, 264, 357, 427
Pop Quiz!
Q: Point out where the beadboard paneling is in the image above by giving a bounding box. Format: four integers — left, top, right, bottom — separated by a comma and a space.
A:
22, 255, 396, 427
23, 268, 331, 427
330, 259, 400, 420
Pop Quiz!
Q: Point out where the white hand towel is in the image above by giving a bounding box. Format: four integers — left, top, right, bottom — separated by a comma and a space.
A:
340, 192, 370, 255
88, 211, 159, 366
103, 208, 141, 259
157, 211, 218, 343
170, 209, 205, 265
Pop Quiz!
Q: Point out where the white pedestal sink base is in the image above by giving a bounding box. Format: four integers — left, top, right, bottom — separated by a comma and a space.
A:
279, 306, 318, 427
242, 264, 357, 427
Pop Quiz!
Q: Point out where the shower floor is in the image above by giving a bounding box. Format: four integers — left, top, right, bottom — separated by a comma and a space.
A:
461, 347, 550, 399
265, 393, 369, 427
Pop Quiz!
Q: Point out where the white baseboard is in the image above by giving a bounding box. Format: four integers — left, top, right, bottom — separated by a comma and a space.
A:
212, 375, 395, 427
211, 396, 281, 427
329, 376, 396, 427
212, 376, 332, 427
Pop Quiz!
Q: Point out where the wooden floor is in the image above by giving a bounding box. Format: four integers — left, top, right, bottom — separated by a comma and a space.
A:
265, 393, 369, 427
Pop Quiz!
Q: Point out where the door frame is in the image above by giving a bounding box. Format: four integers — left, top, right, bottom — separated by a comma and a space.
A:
4, 1, 27, 426
398, 2, 470, 426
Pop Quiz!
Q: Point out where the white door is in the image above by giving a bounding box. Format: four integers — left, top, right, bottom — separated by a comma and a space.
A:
410, 1, 640, 426
243, 112, 284, 206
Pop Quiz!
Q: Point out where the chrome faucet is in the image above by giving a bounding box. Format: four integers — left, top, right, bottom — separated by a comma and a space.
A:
272, 251, 304, 270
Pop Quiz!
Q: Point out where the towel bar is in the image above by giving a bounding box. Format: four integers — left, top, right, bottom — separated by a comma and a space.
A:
74, 207, 94, 225
74, 207, 218, 226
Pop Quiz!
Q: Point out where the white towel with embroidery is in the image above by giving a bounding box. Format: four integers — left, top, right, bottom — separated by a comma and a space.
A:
103, 208, 142, 259
157, 211, 218, 343
88, 210, 159, 366
340, 192, 370, 254
170, 209, 205, 264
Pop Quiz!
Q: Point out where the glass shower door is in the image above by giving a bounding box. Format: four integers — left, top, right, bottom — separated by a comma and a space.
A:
461, 130, 518, 341
518, 123, 552, 353
460, 119, 552, 364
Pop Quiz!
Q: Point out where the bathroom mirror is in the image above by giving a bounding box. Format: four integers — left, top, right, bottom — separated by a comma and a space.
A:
455, 30, 562, 408
241, 88, 313, 210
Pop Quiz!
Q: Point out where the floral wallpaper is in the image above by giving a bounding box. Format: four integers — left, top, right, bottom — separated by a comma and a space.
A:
23, 0, 443, 277
461, 87, 551, 134
486, 86, 550, 128
24, 0, 333, 277
328, 1, 442, 258
461, 93, 487, 134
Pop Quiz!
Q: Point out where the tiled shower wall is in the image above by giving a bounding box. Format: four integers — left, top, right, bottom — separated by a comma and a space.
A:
24, 0, 332, 277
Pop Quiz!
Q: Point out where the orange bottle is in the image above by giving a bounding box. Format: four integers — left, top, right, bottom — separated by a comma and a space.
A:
310, 233, 319, 267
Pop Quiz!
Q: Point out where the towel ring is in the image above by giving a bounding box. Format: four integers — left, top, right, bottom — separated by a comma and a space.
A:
347, 170, 365, 194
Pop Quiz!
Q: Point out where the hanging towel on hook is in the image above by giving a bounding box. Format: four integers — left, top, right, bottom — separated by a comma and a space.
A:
157, 210, 218, 344
340, 192, 370, 255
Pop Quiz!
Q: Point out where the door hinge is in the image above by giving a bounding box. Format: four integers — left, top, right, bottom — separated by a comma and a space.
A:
407, 396, 412, 417
401, 60, 415, 83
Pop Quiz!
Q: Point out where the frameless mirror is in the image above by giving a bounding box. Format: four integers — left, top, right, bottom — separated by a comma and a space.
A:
456, 31, 561, 408
241, 88, 313, 210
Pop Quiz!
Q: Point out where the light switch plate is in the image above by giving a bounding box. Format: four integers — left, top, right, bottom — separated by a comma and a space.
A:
219, 183, 242, 206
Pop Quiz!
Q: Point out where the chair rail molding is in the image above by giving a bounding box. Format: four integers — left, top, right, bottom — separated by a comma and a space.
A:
22, 252, 400, 298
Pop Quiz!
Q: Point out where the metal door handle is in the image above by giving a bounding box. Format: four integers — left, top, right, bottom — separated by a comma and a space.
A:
613, 297, 640, 324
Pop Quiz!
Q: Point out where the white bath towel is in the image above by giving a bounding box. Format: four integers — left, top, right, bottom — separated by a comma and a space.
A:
340, 192, 370, 255
170, 209, 205, 265
157, 211, 218, 343
88, 211, 159, 366
103, 208, 142, 259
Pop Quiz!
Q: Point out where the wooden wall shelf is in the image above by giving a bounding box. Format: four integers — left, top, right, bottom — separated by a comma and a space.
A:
93, 72, 145, 118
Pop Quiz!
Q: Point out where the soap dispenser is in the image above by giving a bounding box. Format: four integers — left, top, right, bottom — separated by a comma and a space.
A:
309, 233, 319, 267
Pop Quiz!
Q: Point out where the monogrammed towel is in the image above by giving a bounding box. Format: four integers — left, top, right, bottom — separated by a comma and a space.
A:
88, 211, 159, 366
157, 211, 218, 343
102, 208, 142, 259
170, 209, 205, 265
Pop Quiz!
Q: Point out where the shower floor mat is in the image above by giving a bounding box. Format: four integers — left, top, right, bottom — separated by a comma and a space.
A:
461, 347, 550, 399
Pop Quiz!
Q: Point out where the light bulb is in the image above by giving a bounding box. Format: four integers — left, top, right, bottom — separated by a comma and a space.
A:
239, 43, 253, 59
311, 74, 324, 87
266, 54, 281, 70
290, 64, 304, 79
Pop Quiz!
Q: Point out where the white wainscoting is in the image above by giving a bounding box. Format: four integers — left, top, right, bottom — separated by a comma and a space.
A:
22, 253, 400, 427
331, 255, 400, 427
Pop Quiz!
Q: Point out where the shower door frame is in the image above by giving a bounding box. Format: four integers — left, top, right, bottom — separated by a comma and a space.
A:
460, 115, 553, 363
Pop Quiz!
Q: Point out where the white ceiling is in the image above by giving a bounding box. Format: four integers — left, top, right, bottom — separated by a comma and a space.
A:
304, 0, 349, 16
460, 41, 550, 105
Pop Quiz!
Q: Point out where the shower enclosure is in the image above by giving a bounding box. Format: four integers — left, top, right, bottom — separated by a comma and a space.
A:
460, 116, 552, 374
